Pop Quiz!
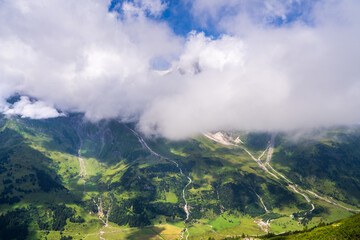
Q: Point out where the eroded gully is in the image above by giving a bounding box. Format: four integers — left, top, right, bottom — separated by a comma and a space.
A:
127, 127, 192, 240
77, 139, 112, 240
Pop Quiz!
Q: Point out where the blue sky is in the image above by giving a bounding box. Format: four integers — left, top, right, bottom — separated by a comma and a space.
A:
109, 0, 319, 38
109, 0, 207, 36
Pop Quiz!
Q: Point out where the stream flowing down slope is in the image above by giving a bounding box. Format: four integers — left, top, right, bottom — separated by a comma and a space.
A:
77, 139, 112, 240
126, 126, 192, 240
261, 135, 359, 213
204, 132, 360, 216
78, 149, 87, 193
203, 133, 317, 215
244, 134, 315, 214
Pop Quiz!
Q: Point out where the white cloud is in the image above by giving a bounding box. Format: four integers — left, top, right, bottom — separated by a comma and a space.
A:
0, 0, 181, 121
121, 0, 167, 18
138, 32, 291, 139
138, 0, 360, 139
188, 0, 305, 28
177, 32, 245, 73
1, 0, 360, 139
4, 96, 64, 119
138, 0, 167, 16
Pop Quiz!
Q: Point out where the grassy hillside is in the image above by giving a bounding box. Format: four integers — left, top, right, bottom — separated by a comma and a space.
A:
0, 115, 360, 239
264, 212, 360, 240
214, 213, 360, 240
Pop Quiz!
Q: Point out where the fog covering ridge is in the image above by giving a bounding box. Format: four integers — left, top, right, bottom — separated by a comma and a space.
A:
1, 0, 360, 139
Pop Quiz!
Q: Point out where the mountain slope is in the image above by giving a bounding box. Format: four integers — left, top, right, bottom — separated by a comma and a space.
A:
0, 114, 360, 239
273, 130, 360, 207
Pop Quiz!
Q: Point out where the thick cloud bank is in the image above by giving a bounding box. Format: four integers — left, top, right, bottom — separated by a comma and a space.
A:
1, 0, 360, 139
0, 0, 181, 120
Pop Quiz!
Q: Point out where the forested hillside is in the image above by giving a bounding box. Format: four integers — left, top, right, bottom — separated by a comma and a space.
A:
0, 114, 360, 239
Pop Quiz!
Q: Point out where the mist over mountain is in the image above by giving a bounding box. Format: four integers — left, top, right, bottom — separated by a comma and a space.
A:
0, 0, 360, 139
